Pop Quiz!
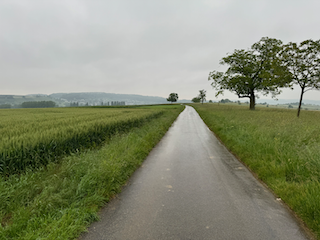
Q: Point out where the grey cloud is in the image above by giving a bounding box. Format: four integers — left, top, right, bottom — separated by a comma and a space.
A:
0, 0, 320, 100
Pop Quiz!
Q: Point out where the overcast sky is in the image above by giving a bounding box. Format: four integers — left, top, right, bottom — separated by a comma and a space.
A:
1, 0, 320, 101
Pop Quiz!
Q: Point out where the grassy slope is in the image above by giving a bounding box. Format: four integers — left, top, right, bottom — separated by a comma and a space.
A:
0, 105, 184, 240
191, 103, 320, 239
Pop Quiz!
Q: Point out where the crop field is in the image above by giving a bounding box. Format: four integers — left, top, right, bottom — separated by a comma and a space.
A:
0, 104, 184, 239
0, 107, 166, 176
191, 103, 320, 238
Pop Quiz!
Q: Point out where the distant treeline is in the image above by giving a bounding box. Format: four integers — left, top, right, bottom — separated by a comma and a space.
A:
70, 101, 126, 107
219, 99, 233, 103
288, 102, 304, 105
104, 101, 125, 106
21, 101, 56, 108
0, 104, 11, 109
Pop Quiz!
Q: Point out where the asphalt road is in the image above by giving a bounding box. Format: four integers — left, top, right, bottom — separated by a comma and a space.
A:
79, 106, 311, 240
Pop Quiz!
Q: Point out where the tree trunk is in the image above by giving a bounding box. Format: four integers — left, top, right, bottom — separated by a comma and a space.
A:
249, 92, 255, 110
297, 87, 304, 117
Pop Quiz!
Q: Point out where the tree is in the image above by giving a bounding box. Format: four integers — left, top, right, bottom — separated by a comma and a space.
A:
192, 97, 200, 103
167, 93, 178, 103
220, 99, 232, 103
70, 102, 79, 107
198, 90, 206, 104
208, 37, 290, 110
281, 39, 320, 117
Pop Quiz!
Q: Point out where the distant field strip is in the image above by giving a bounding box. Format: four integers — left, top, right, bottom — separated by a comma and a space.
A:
192, 103, 320, 238
0, 107, 163, 175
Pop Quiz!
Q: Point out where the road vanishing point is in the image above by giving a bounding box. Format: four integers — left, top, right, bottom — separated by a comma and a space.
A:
80, 106, 312, 240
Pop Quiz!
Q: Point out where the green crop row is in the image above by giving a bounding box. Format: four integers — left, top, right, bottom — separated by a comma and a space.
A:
0, 107, 164, 176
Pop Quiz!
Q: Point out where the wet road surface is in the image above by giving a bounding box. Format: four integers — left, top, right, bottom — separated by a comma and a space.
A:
79, 106, 311, 240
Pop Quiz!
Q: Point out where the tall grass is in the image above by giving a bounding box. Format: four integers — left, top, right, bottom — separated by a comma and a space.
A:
0, 107, 164, 175
191, 103, 320, 238
0, 105, 184, 239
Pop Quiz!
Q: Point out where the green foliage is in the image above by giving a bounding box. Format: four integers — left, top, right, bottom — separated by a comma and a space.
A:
0, 105, 184, 239
198, 89, 206, 104
21, 101, 56, 108
191, 97, 200, 103
0, 108, 164, 176
219, 99, 232, 103
192, 90, 207, 104
281, 39, 320, 117
166, 93, 179, 103
192, 103, 320, 238
209, 37, 291, 110
282, 40, 320, 90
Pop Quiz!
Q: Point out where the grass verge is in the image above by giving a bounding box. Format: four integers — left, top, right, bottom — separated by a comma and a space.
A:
0, 105, 184, 239
191, 103, 320, 239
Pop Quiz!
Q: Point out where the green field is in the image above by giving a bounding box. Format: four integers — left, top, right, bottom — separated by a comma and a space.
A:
191, 103, 320, 238
2, 103, 319, 238
0, 107, 166, 175
0, 105, 184, 239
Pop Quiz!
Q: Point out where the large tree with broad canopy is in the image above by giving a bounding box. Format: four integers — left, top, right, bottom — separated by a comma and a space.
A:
208, 37, 290, 110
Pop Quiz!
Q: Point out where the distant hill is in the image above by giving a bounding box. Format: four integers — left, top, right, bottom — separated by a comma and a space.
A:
49, 92, 168, 106
0, 92, 177, 108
